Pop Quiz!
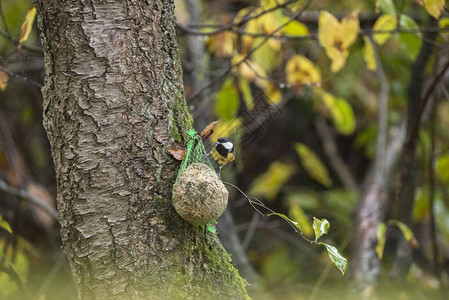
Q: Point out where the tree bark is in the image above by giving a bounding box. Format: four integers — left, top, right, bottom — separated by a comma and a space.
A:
33, 1, 249, 299
390, 16, 438, 278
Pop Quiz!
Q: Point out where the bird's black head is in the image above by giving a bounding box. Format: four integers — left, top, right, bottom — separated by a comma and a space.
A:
215, 137, 234, 156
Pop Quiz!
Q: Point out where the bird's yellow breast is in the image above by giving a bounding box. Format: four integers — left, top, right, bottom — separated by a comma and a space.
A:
211, 147, 235, 166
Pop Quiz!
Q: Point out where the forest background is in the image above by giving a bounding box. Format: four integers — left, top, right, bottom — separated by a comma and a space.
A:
1, 0, 449, 299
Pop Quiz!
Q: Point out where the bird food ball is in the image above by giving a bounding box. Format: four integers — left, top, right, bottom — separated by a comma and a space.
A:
172, 163, 228, 226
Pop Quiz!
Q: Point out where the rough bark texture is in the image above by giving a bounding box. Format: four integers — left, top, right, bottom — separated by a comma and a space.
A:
390, 16, 438, 278
33, 1, 249, 299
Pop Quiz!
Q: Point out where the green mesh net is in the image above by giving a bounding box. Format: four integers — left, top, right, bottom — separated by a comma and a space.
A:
173, 129, 226, 231
175, 129, 214, 184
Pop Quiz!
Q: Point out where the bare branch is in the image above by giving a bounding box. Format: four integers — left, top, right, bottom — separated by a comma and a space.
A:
0, 66, 43, 88
368, 34, 389, 184
0, 178, 58, 220
178, 0, 297, 36
0, 30, 43, 54
314, 116, 357, 190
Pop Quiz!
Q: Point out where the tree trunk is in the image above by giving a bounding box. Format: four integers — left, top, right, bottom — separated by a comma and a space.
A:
33, 1, 249, 299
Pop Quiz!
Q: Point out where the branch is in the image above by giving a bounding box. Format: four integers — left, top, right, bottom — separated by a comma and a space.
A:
0, 179, 58, 220
314, 116, 357, 190
0, 66, 43, 89
178, 0, 297, 36
187, 0, 315, 104
0, 30, 43, 54
223, 181, 316, 244
368, 34, 389, 184
405, 58, 449, 147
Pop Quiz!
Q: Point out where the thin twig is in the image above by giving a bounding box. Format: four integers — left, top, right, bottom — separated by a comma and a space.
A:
406, 59, 449, 147
241, 212, 260, 250
223, 181, 316, 244
0, 179, 58, 220
180, 23, 449, 38
178, 0, 297, 36
314, 116, 357, 190
0, 30, 43, 54
0, 66, 43, 89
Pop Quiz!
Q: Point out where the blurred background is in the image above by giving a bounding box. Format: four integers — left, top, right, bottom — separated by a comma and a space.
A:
1, 0, 449, 299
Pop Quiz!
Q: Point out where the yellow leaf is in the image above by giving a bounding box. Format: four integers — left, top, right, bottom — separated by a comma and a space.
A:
19, 5, 37, 44
341, 11, 360, 49
209, 118, 242, 143
282, 17, 309, 36
286, 55, 321, 86
249, 161, 296, 201
0, 71, 8, 91
318, 10, 359, 72
289, 202, 313, 237
232, 54, 267, 85
264, 82, 282, 105
318, 11, 341, 49
439, 17, 449, 28
242, 17, 259, 52
423, 0, 444, 19
294, 143, 332, 187
363, 36, 377, 71
373, 14, 397, 45
259, 12, 278, 34
208, 31, 235, 58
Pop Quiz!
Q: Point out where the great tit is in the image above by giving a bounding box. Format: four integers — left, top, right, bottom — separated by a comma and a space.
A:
207, 137, 235, 178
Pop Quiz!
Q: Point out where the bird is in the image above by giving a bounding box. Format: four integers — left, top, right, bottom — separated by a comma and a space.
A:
206, 137, 235, 178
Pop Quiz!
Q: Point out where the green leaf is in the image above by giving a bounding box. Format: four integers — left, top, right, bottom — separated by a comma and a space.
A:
319, 91, 355, 135
413, 188, 430, 222
375, 0, 396, 15
261, 246, 298, 281
294, 143, 332, 187
251, 37, 281, 74
216, 77, 239, 121
321, 243, 348, 275
387, 220, 415, 243
0, 214, 12, 234
376, 223, 387, 259
335, 98, 356, 135
439, 17, 449, 28
313, 217, 330, 242
399, 14, 422, 59
268, 212, 302, 233
436, 155, 449, 183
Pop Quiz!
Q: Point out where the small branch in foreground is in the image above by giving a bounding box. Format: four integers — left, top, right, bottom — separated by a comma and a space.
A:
223, 181, 315, 243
